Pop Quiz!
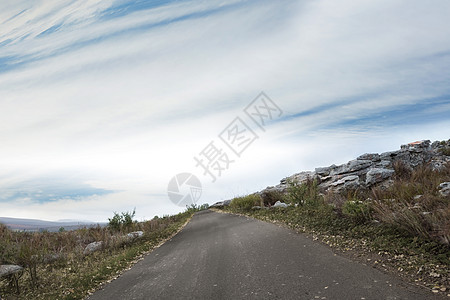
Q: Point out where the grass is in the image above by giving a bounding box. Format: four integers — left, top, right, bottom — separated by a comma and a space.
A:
229, 194, 261, 211
371, 161, 450, 245
0, 205, 206, 299
222, 162, 450, 294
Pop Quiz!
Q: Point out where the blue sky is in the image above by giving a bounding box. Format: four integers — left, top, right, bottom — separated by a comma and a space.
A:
1, 0, 449, 222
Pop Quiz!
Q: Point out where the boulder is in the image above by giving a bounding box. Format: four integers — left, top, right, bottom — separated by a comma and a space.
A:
366, 168, 395, 186
330, 175, 360, 189
401, 140, 431, 151
272, 201, 288, 208
375, 160, 392, 168
380, 151, 397, 161
431, 157, 450, 171
291, 171, 316, 183
262, 185, 286, 194
127, 231, 144, 240
325, 160, 371, 177
315, 166, 334, 176
357, 153, 380, 161
211, 200, 232, 207
0, 265, 23, 278
438, 182, 450, 197
83, 241, 103, 255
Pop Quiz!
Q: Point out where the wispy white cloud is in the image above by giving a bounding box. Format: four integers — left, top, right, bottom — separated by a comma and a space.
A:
0, 0, 449, 221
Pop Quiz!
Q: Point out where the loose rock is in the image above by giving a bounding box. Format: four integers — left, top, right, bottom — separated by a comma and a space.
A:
0, 265, 23, 278
83, 241, 103, 255
438, 182, 450, 197
127, 231, 144, 240
272, 201, 288, 208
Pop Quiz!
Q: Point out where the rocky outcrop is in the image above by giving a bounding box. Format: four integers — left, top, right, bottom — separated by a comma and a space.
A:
0, 265, 23, 278
262, 140, 450, 194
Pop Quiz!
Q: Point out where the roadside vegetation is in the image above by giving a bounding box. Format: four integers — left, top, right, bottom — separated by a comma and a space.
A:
0, 204, 208, 299
222, 162, 449, 295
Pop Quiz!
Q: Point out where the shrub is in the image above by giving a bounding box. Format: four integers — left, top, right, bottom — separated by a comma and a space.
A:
185, 203, 209, 213
342, 199, 372, 224
439, 147, 450, 156
286, 178, 321, 206
16, 233, 43, 287
0, 223, 12, 265
230, 194, 261, 211
108, 209, 136, 232
438, 139, 450, 156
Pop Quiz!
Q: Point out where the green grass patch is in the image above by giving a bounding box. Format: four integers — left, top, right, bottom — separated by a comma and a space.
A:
230, 194, 261, 212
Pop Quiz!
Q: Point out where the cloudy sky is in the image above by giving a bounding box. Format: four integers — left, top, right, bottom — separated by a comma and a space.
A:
1, 0, 449, 222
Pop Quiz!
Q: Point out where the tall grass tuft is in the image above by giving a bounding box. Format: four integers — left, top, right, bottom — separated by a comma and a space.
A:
230, 194, 261, 211
372, 163, 450, 245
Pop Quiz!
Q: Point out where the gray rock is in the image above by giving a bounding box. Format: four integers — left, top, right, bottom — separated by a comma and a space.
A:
401, 140, 431, 151
291, 171, 316, 183
331, 175, 359, 188
438, 182, 450, 197
330, 160, 371, 176
273, 172, 316, 195
83, 241, 103, 255
262, 185, 286, 194
211, 200, 231, 207
375, 160, 392, 168
366, 168, 395, 186
315, 166, 333, 176
431, 157, 450, 171
393, 150, 411, 163
127, 231, 144, 239
223, 200, 232, 206
348, 159, 372, 172
272, 201, 288, 208
0, 265, 23, 278
357, 153, 380, 161
317, 174, 360, 192
380, 150, 399, 161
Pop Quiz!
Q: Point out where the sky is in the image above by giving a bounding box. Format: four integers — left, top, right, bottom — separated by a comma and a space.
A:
1, 0, 449, 222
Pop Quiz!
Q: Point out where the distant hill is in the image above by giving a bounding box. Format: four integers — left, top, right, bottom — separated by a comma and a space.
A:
0, 217, 106, 232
